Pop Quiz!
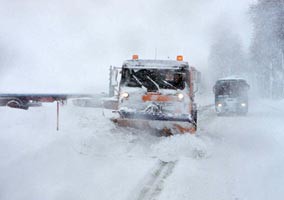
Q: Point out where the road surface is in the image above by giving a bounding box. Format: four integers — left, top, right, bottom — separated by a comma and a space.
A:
0, 98, 283, 200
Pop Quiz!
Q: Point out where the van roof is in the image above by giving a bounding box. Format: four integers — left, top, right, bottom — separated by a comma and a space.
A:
217, 76, 246, 81
122, 59, 189, 69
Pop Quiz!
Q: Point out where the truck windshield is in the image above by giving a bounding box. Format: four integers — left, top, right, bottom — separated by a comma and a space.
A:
215, 80, 249, 97
120, 68, 187, 91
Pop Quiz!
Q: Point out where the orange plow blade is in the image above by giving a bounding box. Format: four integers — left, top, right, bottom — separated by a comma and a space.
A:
111, 117, 196, 135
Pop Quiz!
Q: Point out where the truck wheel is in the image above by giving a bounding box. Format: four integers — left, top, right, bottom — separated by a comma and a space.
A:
6, 99, 28, 110
192, 109, 197, 130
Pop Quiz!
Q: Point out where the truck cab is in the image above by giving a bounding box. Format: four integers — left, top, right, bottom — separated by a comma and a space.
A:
112, 55, 199, 135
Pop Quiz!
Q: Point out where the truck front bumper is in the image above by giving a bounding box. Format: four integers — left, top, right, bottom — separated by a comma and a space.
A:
112, 110, 196, 134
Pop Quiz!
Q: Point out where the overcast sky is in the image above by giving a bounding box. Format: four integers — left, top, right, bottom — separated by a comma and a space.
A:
0, 0, 255, 93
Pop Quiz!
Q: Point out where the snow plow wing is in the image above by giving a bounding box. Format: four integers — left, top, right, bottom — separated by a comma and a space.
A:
0, 93, 96, 109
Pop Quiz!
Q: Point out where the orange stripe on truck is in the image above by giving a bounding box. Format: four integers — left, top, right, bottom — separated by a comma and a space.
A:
142, 94, 176, 102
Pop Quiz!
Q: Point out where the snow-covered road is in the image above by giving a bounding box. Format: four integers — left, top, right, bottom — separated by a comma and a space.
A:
0, 99, 284, 200
159, 100, 284, 200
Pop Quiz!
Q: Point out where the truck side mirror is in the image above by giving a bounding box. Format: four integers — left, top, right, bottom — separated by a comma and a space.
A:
109, 66, 121, 97
111, 69, 118, 86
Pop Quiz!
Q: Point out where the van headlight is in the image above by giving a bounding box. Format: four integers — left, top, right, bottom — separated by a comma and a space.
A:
121, 92, 129, 99
241, 103, 246, 107
177, 93, 184, 101
217, 103, 222, 107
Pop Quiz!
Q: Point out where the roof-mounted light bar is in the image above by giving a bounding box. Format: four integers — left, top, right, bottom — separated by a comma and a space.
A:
132, 54, 139, 60
177, 55, 183, 61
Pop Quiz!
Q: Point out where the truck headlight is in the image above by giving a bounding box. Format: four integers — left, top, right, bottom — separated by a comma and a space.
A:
241, 103, 246, 107
121, 92, 129, 98
217, 103, 222, 107
177, 93, 184, 101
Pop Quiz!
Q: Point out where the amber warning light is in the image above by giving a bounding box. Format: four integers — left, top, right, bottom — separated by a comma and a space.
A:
177, 55, 183, 61
132, 54, 139, 60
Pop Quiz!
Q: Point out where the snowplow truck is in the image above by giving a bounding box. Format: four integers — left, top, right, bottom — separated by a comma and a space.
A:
111, 55, 199, 134
213, 77, 249, 116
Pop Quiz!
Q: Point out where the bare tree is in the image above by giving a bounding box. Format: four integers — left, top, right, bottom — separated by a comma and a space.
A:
208, 21, 247, 82
250, 0, 284, 98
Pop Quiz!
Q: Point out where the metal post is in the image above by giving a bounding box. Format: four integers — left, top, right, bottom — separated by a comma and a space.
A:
109, 66, 114, 97
56, 101, 59, 131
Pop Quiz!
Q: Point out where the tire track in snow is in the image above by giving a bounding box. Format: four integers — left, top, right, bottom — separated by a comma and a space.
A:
128, 104, 213, 200
130, 160, 176, 200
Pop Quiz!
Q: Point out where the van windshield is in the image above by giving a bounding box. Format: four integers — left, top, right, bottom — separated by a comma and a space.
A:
120, 68, 187, 92
215, 80, 249, 97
